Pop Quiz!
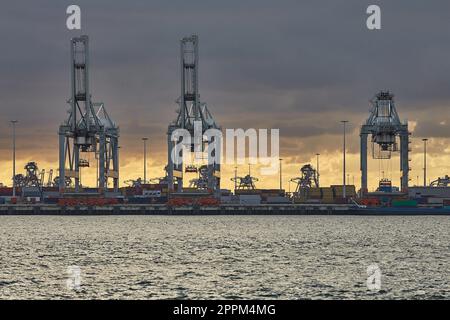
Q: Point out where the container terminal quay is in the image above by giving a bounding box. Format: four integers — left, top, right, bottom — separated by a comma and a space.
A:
1, 35, 449, 215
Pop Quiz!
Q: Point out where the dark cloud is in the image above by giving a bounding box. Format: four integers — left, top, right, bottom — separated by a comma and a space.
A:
414, 119, 450, 138
0, 0, 449, 165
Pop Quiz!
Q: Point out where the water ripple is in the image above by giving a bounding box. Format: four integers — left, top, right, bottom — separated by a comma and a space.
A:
0, 215, 449, 299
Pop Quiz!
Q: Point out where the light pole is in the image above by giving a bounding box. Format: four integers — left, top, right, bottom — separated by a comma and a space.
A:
341, 120, 348, 198
279, 158, 283, 191
95, 151, 99, 188
234, 166, 238, 193
117, 146, 121, 189
142, 138, 148, 183
316, 153, 320, 187
11, 120, 18, 198
422, 138, 428, 187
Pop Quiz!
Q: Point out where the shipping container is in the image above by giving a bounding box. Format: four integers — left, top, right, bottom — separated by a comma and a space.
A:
128, 197, 153, 204
43, 197, 60, 204
0, 187, 14, 196
220, 195, 233, 203
427, 197, 444, 205
308, 187, 322, 194
167, 196, 217, 206
141, 183, 165, 190
182, 187, 200, 193
409, 186, 450, 199
143, 190, 162, 197
391, 199, 417, 207
332, 185, 356, 196
266, 196, 290, 204
235, 189, 262, 195
22, 187, 41, 197
26, 197, 40, 203
220, 189, 232, 196
58, 197, 119, 206
41, 187, 59, 192
360, 198, 380, 206
239, 194, 261, 205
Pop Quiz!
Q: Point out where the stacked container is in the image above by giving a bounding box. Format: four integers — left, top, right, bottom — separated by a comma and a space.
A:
320, 187, 334, 203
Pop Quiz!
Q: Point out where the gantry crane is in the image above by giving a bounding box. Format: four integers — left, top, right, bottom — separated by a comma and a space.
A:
231, 166, 259, 190
230, 174, 259, 190
290, 164, 319, 196
167, 35, 221, 192
360, 91, 410, 194
58, 35, 119, 193
13, 162, 42, 188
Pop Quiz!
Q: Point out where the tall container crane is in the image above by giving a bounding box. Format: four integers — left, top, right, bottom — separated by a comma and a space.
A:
167, 35, 220, 192
360, 91, 410, 194
58, 35, 119, 194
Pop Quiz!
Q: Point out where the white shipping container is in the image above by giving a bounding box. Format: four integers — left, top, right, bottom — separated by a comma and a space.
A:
26, 197, 41, 202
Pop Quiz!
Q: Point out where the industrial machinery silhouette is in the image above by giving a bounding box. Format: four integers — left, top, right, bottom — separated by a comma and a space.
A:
188, 165, 209, 190
24, 162, 41, 187
125, 166, 178, 188
360, 91, 410, 193
149, 174, 177, 186
290, 164, 319, 195
185, 165, 198, 173
13, 174, 26, 188
13, 162, 46, 188
58, 35, 119, 193
46, 169, 54, 187
13, 163, 69, 188
430, 175, 450, 187
124, 178, 144, 188
167, 35, 221, 192
54, 176, 72, 188
231, 168, 259, 190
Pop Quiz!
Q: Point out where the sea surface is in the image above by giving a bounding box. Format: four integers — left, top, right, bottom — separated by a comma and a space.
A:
0, 215, 448, 299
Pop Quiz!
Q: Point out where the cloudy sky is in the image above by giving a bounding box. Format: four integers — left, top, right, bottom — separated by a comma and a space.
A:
0, 0, 449, 190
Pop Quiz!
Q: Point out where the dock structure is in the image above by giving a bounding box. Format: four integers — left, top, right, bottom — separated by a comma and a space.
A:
1, 204, 449, 215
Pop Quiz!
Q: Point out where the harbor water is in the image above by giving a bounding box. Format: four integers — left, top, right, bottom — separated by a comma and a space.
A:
0, 215, 448, 299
